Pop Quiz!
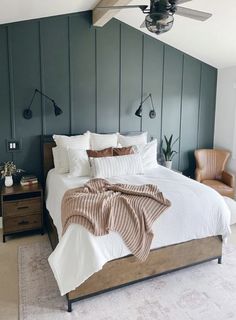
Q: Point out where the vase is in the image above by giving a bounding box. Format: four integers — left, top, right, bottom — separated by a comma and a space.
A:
5, 175, 13, 187
165, 160, 172, 170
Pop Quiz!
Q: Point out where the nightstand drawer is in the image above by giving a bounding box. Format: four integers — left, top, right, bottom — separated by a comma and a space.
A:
4, 214, 42, 233
3, 198, 41, 217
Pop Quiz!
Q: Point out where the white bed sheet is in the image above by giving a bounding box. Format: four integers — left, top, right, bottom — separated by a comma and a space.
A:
46, 166, 231, 296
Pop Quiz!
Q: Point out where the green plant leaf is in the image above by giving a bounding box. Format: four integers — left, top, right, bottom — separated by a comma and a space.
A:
170, 151, 177, 160
169, 134, 173, 147
172, 137, 179, 147
164, 135, 168, 147
162, 134, 180, 161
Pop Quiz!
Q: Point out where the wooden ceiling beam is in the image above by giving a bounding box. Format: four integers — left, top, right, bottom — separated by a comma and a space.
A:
93, 0, 133, 27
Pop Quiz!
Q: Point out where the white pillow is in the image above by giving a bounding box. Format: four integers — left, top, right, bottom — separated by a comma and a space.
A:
52, 146, 70, 174
89, 132, 118, 150
118, 132, 148, 147
67, 148, 90, 177
52, 132, 90, 173
53, 132, 90, 149
90, 154, 144, 178
133, 139, 158, 170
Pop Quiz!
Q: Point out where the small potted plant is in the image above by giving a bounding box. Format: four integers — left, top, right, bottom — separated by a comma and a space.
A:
162, 134, 179, 169
0, 161, 24, 187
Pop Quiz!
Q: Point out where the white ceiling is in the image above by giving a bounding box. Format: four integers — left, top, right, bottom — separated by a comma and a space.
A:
0, 0, 235, 68
116, 0, 236, 68
0, 0, 100, 25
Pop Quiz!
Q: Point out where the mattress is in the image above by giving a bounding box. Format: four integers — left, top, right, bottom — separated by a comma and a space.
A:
46, 166, 231, 296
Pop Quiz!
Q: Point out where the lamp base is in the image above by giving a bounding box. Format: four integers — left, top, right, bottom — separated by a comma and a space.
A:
23, 109, 32, 120
149, 110, 156, 119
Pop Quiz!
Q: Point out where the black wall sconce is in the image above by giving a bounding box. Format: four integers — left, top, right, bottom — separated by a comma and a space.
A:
135, 93, 156, 119
23, 89, 63, 119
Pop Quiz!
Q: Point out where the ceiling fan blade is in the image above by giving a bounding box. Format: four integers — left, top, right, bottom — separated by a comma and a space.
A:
96, 5, 148, 10
176, 6, 212, 21
176, 0, 192, 4
140, 20, 146, 28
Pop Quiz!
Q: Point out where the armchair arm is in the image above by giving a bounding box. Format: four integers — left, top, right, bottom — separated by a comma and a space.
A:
221, 171, 235, 188
195, 168, 202, 182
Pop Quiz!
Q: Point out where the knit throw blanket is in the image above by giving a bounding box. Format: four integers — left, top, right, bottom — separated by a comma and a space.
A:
61, 179, 171, 261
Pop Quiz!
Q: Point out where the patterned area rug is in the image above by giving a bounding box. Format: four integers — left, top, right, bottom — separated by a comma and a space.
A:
19, 240, 236, 320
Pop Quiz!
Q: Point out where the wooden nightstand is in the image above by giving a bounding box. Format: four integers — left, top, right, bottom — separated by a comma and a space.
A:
1, 183, 44, 242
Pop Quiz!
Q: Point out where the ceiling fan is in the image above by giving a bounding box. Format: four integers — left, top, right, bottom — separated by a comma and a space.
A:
96, 0, 212, 35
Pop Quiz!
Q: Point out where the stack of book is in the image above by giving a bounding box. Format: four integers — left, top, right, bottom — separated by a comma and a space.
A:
20, 175, 38, 186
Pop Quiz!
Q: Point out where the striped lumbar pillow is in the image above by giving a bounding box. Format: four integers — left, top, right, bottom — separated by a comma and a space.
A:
90, 153, 144, 178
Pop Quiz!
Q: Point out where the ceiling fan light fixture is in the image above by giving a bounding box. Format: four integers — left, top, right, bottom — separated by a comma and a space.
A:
145, 13, 174, 35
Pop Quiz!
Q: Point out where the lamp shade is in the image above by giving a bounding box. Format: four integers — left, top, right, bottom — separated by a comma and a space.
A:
135, 105, 143, 118
53, 102, 63, 116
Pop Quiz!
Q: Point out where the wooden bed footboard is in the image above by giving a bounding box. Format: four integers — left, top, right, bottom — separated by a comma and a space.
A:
45, 211, 222, 312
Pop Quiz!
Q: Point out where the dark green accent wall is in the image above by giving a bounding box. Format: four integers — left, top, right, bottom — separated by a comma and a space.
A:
0, 11, 217, 179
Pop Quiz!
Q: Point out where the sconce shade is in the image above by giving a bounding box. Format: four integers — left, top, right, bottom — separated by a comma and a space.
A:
135, 105, 143, 118
53, 102, 63, 116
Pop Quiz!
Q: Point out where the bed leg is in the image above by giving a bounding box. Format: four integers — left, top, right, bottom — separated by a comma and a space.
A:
67, 300, 72, 312
218, 256, 222, 264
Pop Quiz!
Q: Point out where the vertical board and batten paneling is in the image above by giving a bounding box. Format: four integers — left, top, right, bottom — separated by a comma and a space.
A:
120, 24, 143, 133
198, 64, 217, 149
96, 19, 120, 133
179, 55, 201, 176
40, 16, 70, 135
162, 46, 183, 169
69, 12, 96, 134
142, 35, 163, 141
10, 21, 42, 177
0, 11, 217, 181
0, 27, 11, 162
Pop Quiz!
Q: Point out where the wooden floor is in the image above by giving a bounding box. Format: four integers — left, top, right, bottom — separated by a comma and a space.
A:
1, 225, 236, 320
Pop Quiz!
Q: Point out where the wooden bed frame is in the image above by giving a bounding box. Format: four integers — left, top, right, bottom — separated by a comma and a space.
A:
41, 135, 223, 312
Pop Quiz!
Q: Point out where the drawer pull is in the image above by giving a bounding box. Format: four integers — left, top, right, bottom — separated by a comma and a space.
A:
18, 220, 29, 226
17, 206, 29, 210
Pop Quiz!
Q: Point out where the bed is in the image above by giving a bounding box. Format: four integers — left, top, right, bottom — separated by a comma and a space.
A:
42, 135, 231, 312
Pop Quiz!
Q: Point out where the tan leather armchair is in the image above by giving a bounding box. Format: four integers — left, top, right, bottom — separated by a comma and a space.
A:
194, 149, 235, 198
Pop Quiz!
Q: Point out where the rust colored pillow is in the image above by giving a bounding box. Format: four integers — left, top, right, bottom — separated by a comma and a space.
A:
87, 147, 113, 158
113, 146, 134, 156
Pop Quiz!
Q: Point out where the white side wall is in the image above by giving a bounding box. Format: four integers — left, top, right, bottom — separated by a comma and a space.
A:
214, 66, 236, 174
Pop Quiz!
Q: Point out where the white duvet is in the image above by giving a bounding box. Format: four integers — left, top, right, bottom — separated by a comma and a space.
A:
46, 166, 231, 296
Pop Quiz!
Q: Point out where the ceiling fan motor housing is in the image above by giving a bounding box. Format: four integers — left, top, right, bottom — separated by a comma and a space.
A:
168, 0, 177, 14
151, 0, 177, 15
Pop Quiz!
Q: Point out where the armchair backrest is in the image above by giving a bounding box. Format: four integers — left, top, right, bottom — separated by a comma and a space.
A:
194, 149, 230, 181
